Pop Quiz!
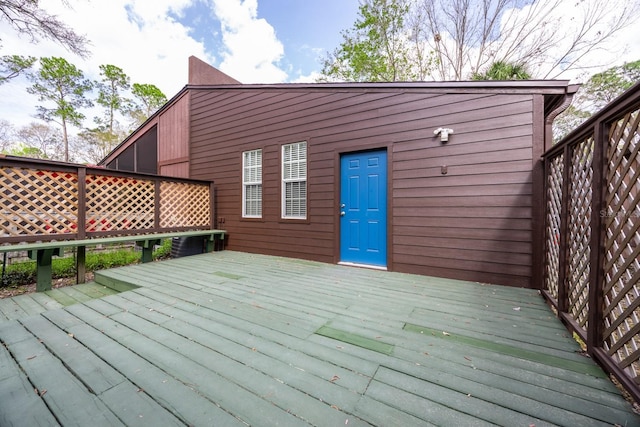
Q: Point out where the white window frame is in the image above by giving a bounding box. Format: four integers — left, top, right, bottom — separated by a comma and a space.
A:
242, 149, 262, 218
281, 141, 307, 219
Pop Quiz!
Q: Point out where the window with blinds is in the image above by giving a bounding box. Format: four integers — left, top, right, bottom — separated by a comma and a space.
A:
242, 149, 262, 218
282, 142, 307, 219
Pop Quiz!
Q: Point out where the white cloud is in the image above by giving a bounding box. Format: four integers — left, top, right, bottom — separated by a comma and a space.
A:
0, 0, 212, 128
211, 0, 288, 83
499, 0, 640, 82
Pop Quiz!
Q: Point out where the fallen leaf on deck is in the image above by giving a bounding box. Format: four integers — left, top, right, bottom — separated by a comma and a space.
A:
464, 356, 472, 361
513, 307, 521, 311
442, 331, 450, 336
27, 355, 37, 360
330, 375, 340, 382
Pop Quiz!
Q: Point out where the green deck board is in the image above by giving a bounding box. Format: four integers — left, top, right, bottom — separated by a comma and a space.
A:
43, 288, 81, 306
0, 321, 124, 426
1, 250, 638, 426
101, 309, 370, 427
45, 311, 246, 426
10, 295, 47, 317
0, 298, 28, 320
64, 304, 313, 427
19, 315, 126, 395
0, 342, 59, 427
315, 325, 395, 355
404, 323, 605, 377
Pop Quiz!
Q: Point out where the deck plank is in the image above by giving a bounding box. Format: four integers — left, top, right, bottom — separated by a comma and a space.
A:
0, 333, 59, 427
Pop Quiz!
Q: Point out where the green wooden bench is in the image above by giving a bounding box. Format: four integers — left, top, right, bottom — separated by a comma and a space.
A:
0, 230, 226, 292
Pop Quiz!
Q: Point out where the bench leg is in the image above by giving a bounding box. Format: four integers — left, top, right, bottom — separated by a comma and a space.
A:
29, 248, 62, 292
76, 246, 86, 284
136, 239, 161, 263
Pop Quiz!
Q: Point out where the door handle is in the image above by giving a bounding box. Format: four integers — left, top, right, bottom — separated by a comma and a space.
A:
340, 211, 346, 216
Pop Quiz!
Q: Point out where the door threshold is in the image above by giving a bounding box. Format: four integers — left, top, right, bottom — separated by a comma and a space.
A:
338, 262, 387, 271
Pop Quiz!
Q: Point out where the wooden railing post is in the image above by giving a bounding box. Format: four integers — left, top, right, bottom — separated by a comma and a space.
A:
76, 166, 87, 284
587, 120, 607, 352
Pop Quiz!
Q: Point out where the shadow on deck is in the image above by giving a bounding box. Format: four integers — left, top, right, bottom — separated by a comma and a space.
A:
1, 251, 638, 426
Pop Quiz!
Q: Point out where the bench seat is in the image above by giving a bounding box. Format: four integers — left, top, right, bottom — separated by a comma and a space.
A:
0, 230, 226, 291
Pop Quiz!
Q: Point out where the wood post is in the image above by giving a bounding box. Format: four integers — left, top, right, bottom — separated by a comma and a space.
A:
29, 248, 63, 292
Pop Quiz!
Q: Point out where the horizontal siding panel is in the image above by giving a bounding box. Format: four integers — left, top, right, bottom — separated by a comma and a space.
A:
393, 251, 532, 276
393, 216, 531, 230
393, 262, 530, 287
393, 183, 532, 198
393, 235, 532, 255
394, 225, 532, 242
393, 206, 532, 219
394, 171, 532, 188
393, 194, 532, 208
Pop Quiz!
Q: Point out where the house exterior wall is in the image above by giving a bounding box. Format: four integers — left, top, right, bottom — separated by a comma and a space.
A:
188, 87, 539, 287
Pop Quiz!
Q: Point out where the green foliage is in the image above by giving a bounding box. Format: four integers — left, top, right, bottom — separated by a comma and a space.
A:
0, 55, 36, 84
6, 143, 47, 159
152, 239, 173, 260
95, 64, 131, 132
28, 57, 93, 127
553, 59, 640, 143
130, 83, 168, 123
578, 60, 640, 111
471, 61, 531, 80
320, 0, 432, 82
27, 57, 93, 161
1, 261, 36, 287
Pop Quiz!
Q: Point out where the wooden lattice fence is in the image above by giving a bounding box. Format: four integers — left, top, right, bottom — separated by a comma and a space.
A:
0, 157, 214, 243
542, 82, 640, 402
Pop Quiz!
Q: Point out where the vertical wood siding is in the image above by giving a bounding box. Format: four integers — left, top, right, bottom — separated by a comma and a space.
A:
158, 93, 190, 178
189, 88, 535, 287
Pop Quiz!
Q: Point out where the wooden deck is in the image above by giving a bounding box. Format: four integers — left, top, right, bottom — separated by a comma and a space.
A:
1, 251, 638, 426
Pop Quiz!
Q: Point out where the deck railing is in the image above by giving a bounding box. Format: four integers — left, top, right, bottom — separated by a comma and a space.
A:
0, 156, 215, 243
542, 82, 640, 402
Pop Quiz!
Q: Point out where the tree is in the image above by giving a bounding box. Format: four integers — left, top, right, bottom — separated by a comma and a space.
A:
128, 83, 167, 127
27, 57, 93, 162
0, 55, 36, 84
320, 0, 434, 82
0, 119, 15, 152
15, 122, 64, 160
577, 59, 640, 112
321, 0, 639, 82
95, 64, 131, 133
0, 0, 89, 57
553, 59, 640, 142
471, 61, 531, 80
422, 0, 638, 80
85, 64, 132, 155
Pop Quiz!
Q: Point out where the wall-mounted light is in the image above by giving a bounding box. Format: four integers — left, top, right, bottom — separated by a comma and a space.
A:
434, 127, 454, 143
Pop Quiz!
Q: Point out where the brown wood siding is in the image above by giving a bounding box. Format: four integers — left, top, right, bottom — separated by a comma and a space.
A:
189, 88, 536, 287
158, 92, 190, 178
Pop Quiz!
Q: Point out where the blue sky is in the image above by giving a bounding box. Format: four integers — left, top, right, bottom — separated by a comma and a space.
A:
0, 0, 637, 130
0, 0, 361, 127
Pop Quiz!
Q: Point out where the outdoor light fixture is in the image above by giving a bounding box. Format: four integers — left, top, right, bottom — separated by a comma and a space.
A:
434, 127, 454, 143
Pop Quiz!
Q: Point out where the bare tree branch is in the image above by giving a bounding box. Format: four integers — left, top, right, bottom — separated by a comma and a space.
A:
0, 0, 90, 57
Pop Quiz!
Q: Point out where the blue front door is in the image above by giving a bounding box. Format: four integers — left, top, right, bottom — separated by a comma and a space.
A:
340, 150, 387, 267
